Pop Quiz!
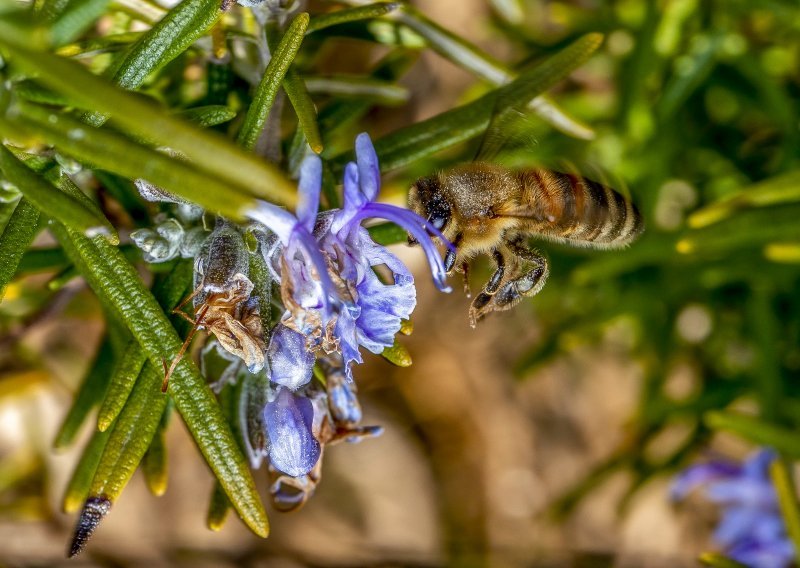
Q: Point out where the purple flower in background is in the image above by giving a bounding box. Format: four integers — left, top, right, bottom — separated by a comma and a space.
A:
672, 449, 795, 568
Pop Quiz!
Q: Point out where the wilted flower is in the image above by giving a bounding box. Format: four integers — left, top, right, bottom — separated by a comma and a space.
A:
672, 449, 795, 568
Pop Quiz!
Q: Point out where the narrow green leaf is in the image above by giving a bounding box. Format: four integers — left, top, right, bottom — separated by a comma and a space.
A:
97, 341, 146, 432
13, 80, 73, 106
394, 6, 594, 140
335, 33, 603, 171
319, 49, 417, 155
207, 481, 231, 531
657, 33, 721, 121
62, 428, 111, 513
283, 68, 323, 154
248, 240, 274, 339
47, 264, 79, 291
90, 360, 167, 501
205, 380, 242, 531
0, 198, 41, 301
704, 411, 800, 458
0, 10, 50, 49
56, 31, 142, 57
237, 13, 310, 151
142, 400, 173, 497
307, 2, 399, 33
764, 242, 800, 264
770, 458, 800, 556
177, 105, 237, 128
101, 0, 221, 99
4, 105, 257, 220
688, 170, 800, 229
0, 41, 297, 208
305, 75, 409, 105
678, 203, 800, 255
50, 0, 110, 47
53, 335, 115, 450
97, 263, 190, 433
488, 0, 523, 24
50, 225, 269, 537
17, 246, 69, 274
0, 145, 115, 242
367, 221, 407, 245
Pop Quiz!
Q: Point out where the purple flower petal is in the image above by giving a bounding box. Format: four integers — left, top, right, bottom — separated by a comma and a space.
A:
729, 537, 795, 568
328, 375, 362, 427
743, 449, 777, 479
264, 387, 321, 477
670, 459, 741, 501
355, 268, 416, 353
707, 478, 777, 508
713, 506, 762, 548
355, 227, 414, 286
296, 154, 322, 233
355, 132, 380, 202
268, 325, 315, 390
358, 202, 452, 292
246, 201, 297, 246
331, 162, 364, 235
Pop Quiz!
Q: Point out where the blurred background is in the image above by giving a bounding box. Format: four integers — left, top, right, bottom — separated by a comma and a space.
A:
1, 0, 799, 566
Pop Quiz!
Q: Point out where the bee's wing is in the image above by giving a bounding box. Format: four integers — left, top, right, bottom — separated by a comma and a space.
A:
473, 92, 540, 163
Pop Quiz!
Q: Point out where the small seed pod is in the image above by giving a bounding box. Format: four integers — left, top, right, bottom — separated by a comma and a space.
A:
194, 219, 251, 306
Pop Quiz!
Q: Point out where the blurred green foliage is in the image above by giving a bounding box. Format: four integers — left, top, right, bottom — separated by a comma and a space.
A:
0, 0, 798, 563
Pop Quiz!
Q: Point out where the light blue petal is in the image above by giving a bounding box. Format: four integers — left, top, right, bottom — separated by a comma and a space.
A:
245, 200, 298, 246
355, 227, 414, 286
265, 387, 321, 477
713, 506, 761, 547
328, 374, 362, 427
356, 268, 416, 353
359, 202, 452, 292
670, 460, 740, 501
707, 479, 776, 508
355, 132, 380, 202
296, 154, 322, 233
729, 537, 795, 568
268, 325, 315, 390
743, 448, 777, 481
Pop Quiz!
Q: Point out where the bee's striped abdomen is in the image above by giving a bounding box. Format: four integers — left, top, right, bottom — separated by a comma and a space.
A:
521, 169, 643, 248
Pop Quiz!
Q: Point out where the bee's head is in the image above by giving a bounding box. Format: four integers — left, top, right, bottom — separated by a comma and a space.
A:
408, 175, 451, 245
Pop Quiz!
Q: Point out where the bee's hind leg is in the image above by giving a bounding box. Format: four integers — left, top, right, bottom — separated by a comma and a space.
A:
468, 241, 548, 327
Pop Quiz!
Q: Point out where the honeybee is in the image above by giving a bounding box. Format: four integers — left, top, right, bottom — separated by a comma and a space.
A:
408, 163, 644, 326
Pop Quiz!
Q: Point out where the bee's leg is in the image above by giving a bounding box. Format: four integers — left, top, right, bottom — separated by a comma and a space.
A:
484, 249, 506, 294
492, 242, 549, 307
458, 262, 471, 297
468, 242, 548, 327
443, 233, 463, 274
